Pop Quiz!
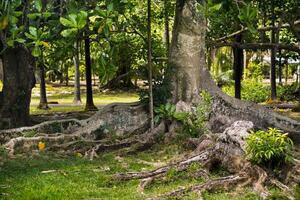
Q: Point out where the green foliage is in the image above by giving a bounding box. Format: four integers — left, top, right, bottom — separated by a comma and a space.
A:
245, 62, 269, 80
25, 26, 50, 57
23, 130, 37, 138
238, 4, 258, 33
223, 77, 298, 103
222, 79, 269, 103
213, 70, 234, 87
60, 11, 87, 37
277, 84, 298, 102
154, 103, 176, 124
139, 68, 172, 107
246, 128, 294, 166
154, 91, 212, 138
180, 91, 212, 137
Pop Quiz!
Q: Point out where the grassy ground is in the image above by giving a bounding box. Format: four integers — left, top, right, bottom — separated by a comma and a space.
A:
30, 84, 139, 115
0, 145, 297, 200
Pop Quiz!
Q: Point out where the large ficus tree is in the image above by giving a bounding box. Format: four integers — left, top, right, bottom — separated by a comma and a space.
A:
0, 0, 36, 129
169, 0, 300, 142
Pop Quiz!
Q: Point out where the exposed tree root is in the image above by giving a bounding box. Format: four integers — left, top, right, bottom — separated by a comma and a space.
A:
0, 119, 83, 144
116, 121, 299, 199
148, 174, 248, 200
1, 101, 299, 199
2, 102, 150, 156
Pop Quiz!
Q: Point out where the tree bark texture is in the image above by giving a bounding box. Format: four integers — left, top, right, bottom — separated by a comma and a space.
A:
169, 0, 300, 143
84, 37, 97, 111
38, 63, 49, 109
270, 22, 277, 100
0, 46, 35, 129
233, 35, 243, 99
73, 41, 81, 104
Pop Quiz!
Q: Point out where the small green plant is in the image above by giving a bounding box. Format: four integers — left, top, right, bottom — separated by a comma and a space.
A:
222, 79, 269, 103
246, 128, 294, 167
165, 167, 179, 181
23, 130, 37, 137
180, 91, 212, 137
154, 91, 212, 138
154, 103, 177, 124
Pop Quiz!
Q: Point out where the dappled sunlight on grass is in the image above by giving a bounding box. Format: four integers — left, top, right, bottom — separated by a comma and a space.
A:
30, 84, 139, 114
0, 144, 295, 200
30, 105, 86, 115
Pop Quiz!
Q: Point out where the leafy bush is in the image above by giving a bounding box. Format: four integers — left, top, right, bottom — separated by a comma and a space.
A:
277, 84, 297, 102
246, 128, 294, 167
213, 70, 234, 87
154, 91, 212, 138
245, 62, 269, 80
139, 68, 171, 107
181, 91, 212, 137
154, 103, 177, 124
222, 79, 269, 103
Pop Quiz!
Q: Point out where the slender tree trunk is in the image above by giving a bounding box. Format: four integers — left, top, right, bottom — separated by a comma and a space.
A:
38, 63, 49, 109
148, 0, 154, 129
65, 63, 69, 86
169, 0, 300, 142
73, 41, 81, 104
270, 17, 277, 100
0, 59, 3, 83
0, 46, 35, 129
285, 60, 289, 85
278, 50, 282, 85
84, 36, 97, 111
164, 0, 170, 56
233, 35, 244, 99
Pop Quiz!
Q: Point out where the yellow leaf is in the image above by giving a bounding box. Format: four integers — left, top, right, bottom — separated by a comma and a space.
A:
0, 16, 9, 30
38, 142, 46, 151
41, 41, 50, 48
0, 80, 3, 92
76, 152, 83, 157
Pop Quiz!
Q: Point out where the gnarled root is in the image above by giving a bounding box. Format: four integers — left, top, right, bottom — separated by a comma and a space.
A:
116, 121, 299, 199
3, 103, 152, 156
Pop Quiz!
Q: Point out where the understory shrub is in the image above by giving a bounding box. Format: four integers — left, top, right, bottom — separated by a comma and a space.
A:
222, 79, 269, 103
277, 83, 298, 102
154, 91, 212, 138
246, 128, 294, 168
223, 80, 299, 103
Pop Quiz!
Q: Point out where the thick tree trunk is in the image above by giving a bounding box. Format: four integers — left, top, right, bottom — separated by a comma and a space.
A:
169, 0, 300, 143
169, 0, 205, 104
73, 41, 81, 104
0, 46, 35, 129
38, 63, 49, 110
233, 35, 244, 99
84, 37, 97, 111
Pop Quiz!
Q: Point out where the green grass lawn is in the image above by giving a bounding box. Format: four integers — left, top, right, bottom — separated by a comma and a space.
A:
30, 84, 139, 115
0, 145, 297, 200
31, 84, 139, 105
